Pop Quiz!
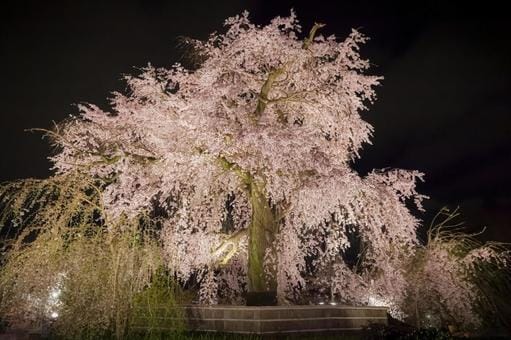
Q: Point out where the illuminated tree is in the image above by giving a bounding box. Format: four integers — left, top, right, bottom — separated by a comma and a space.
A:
50, 11, 427, 308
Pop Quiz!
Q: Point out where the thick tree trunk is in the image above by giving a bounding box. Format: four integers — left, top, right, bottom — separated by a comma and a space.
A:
217, 156, 279, 297
247, 180, 278, 293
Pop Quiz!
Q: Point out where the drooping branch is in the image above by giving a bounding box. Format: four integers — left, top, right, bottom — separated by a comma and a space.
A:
30, 128, 160, 166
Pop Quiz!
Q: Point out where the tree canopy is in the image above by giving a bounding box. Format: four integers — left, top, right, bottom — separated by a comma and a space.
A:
48, 11, 428, 310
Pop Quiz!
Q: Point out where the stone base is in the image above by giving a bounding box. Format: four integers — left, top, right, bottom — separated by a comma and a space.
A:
182, 305, 388, 335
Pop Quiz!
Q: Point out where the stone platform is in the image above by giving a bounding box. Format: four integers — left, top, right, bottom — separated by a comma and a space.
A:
0, 305, 388, 338
182, 305, 388, 335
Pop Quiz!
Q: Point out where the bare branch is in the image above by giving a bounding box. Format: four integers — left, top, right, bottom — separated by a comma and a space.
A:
302, 22, 326, 50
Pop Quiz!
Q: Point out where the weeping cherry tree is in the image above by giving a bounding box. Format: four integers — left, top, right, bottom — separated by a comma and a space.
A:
48, 11, 428, 309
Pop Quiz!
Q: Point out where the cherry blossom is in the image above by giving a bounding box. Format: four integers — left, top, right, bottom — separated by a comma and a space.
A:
50, 11, 426, 308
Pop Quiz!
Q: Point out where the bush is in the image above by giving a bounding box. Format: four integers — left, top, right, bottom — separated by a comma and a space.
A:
0, 173, 184, 339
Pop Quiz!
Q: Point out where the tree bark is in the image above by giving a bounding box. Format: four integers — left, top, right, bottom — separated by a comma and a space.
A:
247, 179, 278, 292
217, 156, 279, 294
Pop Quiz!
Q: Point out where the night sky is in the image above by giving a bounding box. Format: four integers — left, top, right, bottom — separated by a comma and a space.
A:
1, 1, 510, 242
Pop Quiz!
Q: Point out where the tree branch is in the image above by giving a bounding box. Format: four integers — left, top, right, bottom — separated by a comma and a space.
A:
211, 229, 248, 266
252, 67, 285, 121
29, 128, 160, 165
217, 156, 251, 186
302, 22, 326, 50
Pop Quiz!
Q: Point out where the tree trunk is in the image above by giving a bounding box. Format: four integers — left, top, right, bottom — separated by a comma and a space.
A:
217, 156, 279, 297
247, 179, 278, 293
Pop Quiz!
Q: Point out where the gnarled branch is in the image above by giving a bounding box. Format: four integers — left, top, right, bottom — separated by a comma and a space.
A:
252, 67, 285, 120
302, 22, 325, 50
217, 156, 251, 186
211, 229, 248, 266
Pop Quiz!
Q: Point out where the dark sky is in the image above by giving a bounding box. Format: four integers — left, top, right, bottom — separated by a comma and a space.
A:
1, 1, 510, 242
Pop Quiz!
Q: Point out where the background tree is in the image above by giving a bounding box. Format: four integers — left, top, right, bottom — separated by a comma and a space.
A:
49, 11, 427, 307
